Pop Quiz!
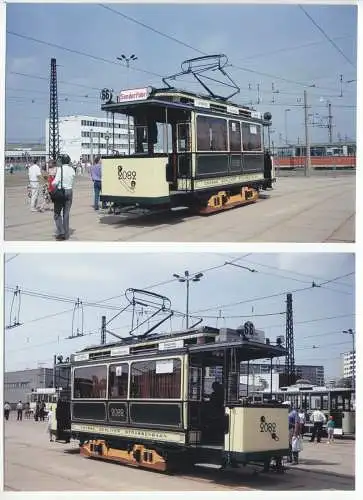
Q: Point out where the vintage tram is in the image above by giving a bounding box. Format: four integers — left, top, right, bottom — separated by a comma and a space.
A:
56, 325, 290, 473
99, 55, 275, 214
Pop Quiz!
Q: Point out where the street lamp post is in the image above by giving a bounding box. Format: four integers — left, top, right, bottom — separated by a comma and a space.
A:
343, 329, 355, 389
284, 108, 291, 145
173, 271, 203, 329
116, 54, 138, 155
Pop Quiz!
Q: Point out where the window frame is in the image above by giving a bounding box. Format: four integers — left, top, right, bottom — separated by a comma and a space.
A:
196, 113, 228, 153
241, 121, 263, 152
73, 363, 108, 400
228, 119, 242, 152
130, 356, 183, 401
108, 362, 130, 400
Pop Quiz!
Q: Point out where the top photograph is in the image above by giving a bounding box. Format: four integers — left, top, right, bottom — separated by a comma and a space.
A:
4, 3, 357, 242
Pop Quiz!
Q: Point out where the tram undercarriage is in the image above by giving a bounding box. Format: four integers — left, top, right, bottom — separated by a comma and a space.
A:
78, 436, 286, 474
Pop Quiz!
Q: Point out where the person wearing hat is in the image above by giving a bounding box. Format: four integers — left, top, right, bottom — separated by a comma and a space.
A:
51, 154, 75, 240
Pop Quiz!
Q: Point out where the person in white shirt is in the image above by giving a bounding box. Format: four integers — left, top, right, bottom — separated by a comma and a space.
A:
310, 408, 327, 443
16, 401, 23, 421
298, 409, 306, 437
28, 160, 42, 212
51, 154, 76, 240
47, 410, 54, 442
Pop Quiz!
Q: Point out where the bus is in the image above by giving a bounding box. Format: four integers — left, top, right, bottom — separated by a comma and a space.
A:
252, 384, 355, 436
26, 388, 61, 416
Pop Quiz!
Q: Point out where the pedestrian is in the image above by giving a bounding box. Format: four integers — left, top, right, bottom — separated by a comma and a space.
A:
10, 163, 14, 174
16, 401, 23, 421
40, 402, 46, 422
298, 408, 306, 438
28, 159, 43, 212
51, 154, 75, 241
327, 416, 335, 443
47, 409, 54, 442
4, 402, 11, 421
310, 407, 327, 443
24, 402, 31, 419
90, 155, 103, 210
286, 402, 301, 464
35, 402, 40, 421
263, 150, 273, 188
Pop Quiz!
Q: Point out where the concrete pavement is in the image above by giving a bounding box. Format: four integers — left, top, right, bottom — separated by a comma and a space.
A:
4, 414, 354, 491
4, 172, 355, 242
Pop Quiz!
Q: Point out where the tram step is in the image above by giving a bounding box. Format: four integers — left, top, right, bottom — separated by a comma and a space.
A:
194, 463, 223, 469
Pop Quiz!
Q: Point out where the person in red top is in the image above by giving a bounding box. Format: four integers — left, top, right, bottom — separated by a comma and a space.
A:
47, 160, 57, 194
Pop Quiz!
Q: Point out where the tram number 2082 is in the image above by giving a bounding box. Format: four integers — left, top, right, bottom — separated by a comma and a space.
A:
109, 405, 127, 421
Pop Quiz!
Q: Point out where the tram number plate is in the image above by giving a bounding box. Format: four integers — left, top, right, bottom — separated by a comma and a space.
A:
108, 403, 128, 422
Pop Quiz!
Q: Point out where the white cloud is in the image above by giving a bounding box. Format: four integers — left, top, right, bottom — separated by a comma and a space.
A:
9, 56, 37, 73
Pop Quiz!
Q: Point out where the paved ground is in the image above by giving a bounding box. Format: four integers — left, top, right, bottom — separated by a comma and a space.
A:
4, 415, 355, 491
4, 171, 355, 242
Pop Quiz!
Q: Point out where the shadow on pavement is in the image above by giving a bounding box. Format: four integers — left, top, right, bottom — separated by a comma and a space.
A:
178, 464, 355, 490
99, 208, 193, 228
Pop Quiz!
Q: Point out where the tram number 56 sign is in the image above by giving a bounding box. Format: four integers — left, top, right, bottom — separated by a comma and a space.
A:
100, 88, 113, 104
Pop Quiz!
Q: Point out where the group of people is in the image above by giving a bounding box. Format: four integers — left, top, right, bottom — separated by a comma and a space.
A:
3, 400, 49, 422
288, 405, 336, 465
28, 155, 105, 241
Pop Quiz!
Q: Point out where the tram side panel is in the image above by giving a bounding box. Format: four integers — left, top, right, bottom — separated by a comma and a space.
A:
225, 407, 289, 463
101, 156, 171, 208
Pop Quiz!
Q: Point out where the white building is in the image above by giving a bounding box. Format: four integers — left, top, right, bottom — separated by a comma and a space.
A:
240, 372, 280, 393
45, 115, 133, 163
341, 351, 355, 378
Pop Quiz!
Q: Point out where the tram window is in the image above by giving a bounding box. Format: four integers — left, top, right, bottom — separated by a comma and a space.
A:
130, 358, 181, 399
177, 123, 190, 152
322, 395, 329, 411
134, 126, 148, 154
109, 364, 129, 399
73, 365, 107, 399
196, 115, 227, 151
242, 123, 262, 151
311, 395, 321, 410
229, 120, 241, 151
189, 366, 202, 400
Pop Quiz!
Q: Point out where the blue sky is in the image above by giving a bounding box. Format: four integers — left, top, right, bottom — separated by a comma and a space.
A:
4, 252, 355, 381
5, 3, 357, 145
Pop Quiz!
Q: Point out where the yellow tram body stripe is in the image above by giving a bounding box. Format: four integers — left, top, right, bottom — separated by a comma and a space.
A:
72, 423, 186, 444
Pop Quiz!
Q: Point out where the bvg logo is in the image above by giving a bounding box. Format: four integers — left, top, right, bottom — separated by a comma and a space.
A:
117, 165, 136, 193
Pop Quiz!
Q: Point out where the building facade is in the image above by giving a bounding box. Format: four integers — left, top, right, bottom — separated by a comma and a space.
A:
45, 115, 133, 163
5, 145, 47, 168
240, 363, 325, 387
4, 368, 53, 407
341, 351, 355, 378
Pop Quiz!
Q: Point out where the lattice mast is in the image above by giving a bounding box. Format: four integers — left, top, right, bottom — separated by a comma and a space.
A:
285, 293, 295, 385
49, 58, 60, 161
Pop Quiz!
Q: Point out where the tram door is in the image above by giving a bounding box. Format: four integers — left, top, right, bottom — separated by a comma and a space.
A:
176, 122, 192, 187
188, 362, 226, 446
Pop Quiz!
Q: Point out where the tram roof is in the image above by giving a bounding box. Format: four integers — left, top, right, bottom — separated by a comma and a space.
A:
101, 87, 262, 121
71, 326, 287, 363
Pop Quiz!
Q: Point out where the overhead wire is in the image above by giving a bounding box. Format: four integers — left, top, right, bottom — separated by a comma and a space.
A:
298, 5, 355, 68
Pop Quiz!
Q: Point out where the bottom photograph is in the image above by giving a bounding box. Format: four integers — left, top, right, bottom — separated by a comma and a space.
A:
4, 252, 355, 492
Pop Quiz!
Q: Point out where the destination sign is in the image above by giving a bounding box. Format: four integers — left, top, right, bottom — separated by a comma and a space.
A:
117, 88, 150, 102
